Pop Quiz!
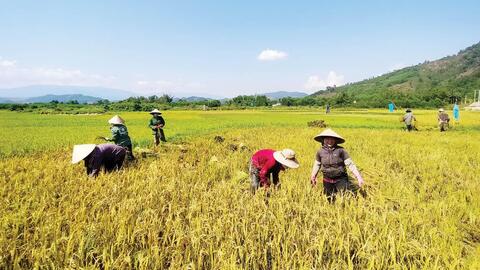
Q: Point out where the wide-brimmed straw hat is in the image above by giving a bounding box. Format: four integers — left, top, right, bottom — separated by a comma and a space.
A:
314, 128, 345, 144
438, 108, 444, 112
273, 149, 300, 169
108, 115, 125, 125
150, 109, 162, 115
71, 144, 96, 164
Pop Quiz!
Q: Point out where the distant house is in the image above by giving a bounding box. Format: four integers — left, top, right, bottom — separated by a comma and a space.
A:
465, 102, 480, 111
272, 103, 281, 107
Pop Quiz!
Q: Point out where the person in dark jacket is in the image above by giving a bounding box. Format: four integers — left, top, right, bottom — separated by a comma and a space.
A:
310, 129, 364, 202
249, 148, 299, 193
149, 109, 166, 145
72, 144, 126, 177
437, 108, 450, 132
105, 115, 134, 160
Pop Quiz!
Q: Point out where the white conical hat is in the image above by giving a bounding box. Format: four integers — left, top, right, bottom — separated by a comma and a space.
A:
314, 128, 345, 144
108, 115, 125, 125
273, 149, 300, 169
150, 109, 162, 114
71, 144, 96, 164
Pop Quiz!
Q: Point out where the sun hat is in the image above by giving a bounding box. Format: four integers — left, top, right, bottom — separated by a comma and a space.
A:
273, 149, 300, 169
150, 109, 162, 115
438, 108, 444, 112
314, 128, 345, 144
108, 115, 125, 125
71, 144, 96, 164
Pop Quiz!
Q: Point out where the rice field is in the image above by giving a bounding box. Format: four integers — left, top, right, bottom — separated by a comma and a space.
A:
0, 109, 479, 269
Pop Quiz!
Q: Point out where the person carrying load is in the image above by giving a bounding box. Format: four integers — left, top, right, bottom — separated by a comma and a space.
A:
72, 144, 126, 177
149, 109, 166, 145
310, 129, 364, 202
249, 149, 300, 193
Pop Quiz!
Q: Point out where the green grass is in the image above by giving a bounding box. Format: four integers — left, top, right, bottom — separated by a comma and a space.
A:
1, 109, 479, 157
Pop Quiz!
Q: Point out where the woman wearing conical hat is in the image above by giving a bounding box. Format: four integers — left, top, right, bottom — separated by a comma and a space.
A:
310, 128, 364, 201
149, 109, 166, 146
104, 115, 135, 160
72, 144, 126, 177
249, 148, 300, 193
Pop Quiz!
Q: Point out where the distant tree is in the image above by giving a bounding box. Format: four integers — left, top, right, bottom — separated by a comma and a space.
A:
158, 94, 173, 104
207, 100, 221, 107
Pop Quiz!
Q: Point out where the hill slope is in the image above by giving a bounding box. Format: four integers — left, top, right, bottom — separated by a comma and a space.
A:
311, 42, 480, 107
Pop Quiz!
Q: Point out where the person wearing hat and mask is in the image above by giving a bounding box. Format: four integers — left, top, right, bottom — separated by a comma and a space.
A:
249, 148, 300, 193
72, 144, 126, 177
437, 108, 450, 132
149, 109, 166, 145
104, 115, 135, 160
402, 109, 416, 131
310, 129, 364, 201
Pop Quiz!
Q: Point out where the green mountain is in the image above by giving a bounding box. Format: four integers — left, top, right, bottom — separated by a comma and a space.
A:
25, 94, 102, 104
311, 42, 480, 108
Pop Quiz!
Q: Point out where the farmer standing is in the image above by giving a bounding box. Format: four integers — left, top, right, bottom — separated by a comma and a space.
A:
453, 103, 460, 122
104, 115, 135, 160
249, 149, 300, 193
438, 108, 450, 132
402, 109, 416, 131
149, 109, 166, 145
388, 101, 395, 112
310, 129, 364, 202
71, 144, 126, 177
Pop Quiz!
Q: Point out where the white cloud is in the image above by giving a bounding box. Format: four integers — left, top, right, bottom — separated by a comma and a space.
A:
0, 58, 16, 67
257, 49, 288, 61
304, 71, 345, 91
0, 58, 116, 88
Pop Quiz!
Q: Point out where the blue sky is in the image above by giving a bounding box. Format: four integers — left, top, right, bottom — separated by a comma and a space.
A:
0, 0, 479, 98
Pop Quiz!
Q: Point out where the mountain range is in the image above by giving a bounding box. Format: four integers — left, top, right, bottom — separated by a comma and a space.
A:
0, 85, 134, 101
311, 41, 480, 106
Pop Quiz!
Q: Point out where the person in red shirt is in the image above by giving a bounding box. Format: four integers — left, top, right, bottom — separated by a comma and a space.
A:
249, 148, 300, 192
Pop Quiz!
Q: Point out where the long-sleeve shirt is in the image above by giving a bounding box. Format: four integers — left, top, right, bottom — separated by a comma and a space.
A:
84, 144, 126, 177
403, 112, 416, 125
251, 149, 285, 187
108, 124, 132, 147
149, 116, 166, 134
438, 112, 450, 123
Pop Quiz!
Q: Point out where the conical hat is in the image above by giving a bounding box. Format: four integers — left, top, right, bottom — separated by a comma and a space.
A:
71, 144, 96, 164
314, 128, 345, 144
108, 115, 125, 125
150, 109, 162, 115
273, 149, 300, 169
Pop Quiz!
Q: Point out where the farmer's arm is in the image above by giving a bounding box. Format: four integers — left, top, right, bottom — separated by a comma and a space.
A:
85, 151, 102, 177
342, 150, 364, 187
310, 152, 322, 186
259, 159, 275, 188
148, 119, 156, 129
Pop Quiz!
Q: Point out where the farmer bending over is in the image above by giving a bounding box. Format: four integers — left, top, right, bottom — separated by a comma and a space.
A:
72, 144, 126, 177
149, 109, 166, 145
104, 115, 135, 160
310, 129, 364, 202
249, 149, 300, 193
